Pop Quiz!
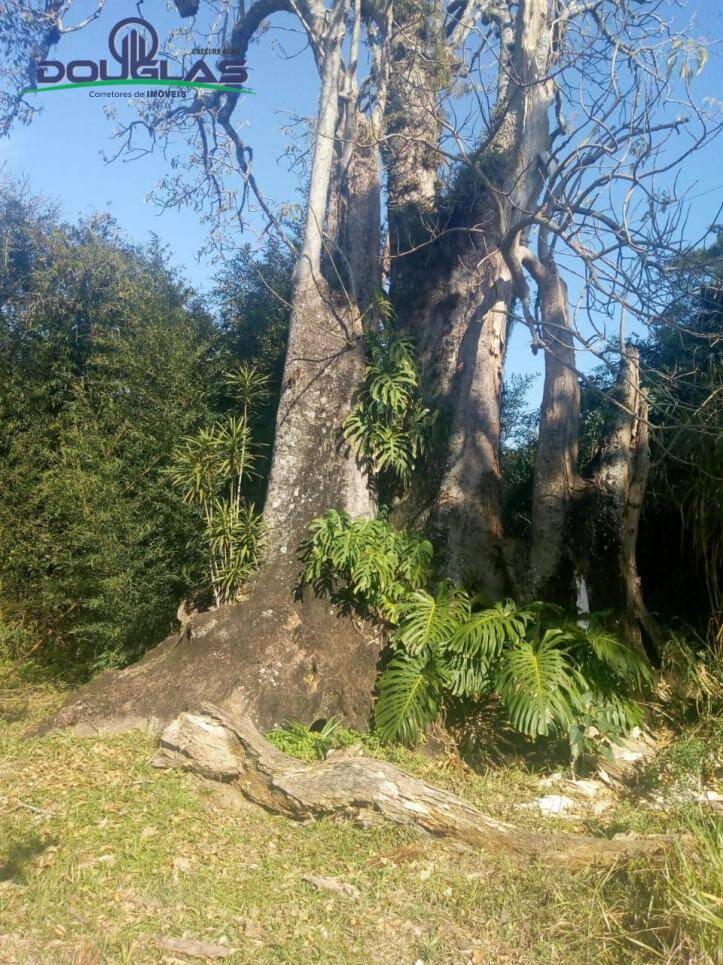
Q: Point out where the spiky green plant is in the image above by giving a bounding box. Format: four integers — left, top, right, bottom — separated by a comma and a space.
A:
223, 362, 271, 423
170, 413, 265, 605
664, 815, 723, 962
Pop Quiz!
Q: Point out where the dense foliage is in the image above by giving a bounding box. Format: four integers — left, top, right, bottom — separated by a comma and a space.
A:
300, 511, 649, 761
639, 245, 722, 641
300, 509, 433, 622
0, 189, 227, 672
2, 180, 718, 766
0, 186, 295, 673
498, 248, 723, 644
343, 297, 435, 497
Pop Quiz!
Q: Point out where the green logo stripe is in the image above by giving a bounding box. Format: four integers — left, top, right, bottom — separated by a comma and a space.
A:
21, 79, 254, 95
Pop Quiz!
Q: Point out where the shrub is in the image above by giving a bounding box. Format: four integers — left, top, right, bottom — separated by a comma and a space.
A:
299, 509, 433, 624
169, 371, 268, 607
266, 717, 360, 761
0, 192, 220, 673
664, 815, 723, 962
300, 513, 650, 761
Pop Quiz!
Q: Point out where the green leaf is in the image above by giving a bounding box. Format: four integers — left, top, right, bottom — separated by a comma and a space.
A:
585, 627, 651, 686
496, 631, 581, 737
449, 599, 528, 660
375, 653, 447, 744
393, 584, 470, 657
342, 320, 435, 488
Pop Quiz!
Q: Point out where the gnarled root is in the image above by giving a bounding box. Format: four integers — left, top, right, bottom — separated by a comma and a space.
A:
152, 704, 673, 870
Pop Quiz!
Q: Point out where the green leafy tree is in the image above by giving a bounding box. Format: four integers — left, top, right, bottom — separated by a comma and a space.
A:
639, 242, 722, 642
0, 185, 220, 672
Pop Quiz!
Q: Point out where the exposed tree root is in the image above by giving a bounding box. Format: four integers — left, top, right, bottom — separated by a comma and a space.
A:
152, 703, 674, 870
26, 567, 381, 739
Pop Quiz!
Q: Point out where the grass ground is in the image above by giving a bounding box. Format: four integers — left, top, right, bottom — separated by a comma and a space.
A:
0, 660, 720, 964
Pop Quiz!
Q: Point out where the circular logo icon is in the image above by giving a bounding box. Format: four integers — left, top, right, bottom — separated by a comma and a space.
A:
108, 17, 160, 65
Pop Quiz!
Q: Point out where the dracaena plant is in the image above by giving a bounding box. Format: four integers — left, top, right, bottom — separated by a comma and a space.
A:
170, 363, 268, 605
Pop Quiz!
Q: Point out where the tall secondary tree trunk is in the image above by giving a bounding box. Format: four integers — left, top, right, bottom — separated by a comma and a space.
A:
381, 5, 512, 593
576, 346, 663, 657
528, 260, 581, 601
264, 0, 375, 558
385, 0, 556, 598
429, 252, 513, 596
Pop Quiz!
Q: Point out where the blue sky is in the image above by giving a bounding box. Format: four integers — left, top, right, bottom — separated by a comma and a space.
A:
3, 0, 722, 395
2, 2, 319, 289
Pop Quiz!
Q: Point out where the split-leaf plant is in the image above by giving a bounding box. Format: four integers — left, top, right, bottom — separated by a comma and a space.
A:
300, 511, 650, 762
342, 296, 435, 494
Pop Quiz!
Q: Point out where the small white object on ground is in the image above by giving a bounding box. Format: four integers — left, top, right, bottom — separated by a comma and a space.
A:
516, 795, 577, 817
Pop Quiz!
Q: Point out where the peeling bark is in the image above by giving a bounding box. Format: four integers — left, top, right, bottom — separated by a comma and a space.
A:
152, 704, 673, 870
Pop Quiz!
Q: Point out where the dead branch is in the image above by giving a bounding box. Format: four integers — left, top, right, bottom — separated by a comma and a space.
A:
152, 703, 674, 871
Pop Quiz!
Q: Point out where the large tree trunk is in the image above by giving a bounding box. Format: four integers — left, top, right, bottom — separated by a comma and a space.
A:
428, 253, 513, 595
384, 0, 556, 598
153, 704, 673, 869
31, 1, 383, 738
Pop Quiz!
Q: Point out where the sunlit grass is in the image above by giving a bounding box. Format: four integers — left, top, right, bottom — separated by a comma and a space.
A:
0, 680, 720, 963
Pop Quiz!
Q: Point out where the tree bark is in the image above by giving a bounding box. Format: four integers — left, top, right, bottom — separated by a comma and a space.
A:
324, 111, 381, 316
528, 261, 582, 602
577, 346, 663, 657
383, 0, 557, 597
429, 253, 513, 595
152, 704, 673, 870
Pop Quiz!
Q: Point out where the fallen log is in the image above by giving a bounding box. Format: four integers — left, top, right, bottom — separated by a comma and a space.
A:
151, 704, 673, 870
